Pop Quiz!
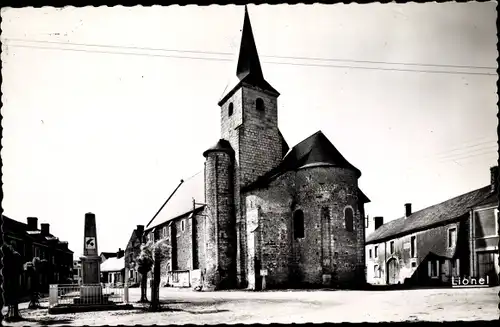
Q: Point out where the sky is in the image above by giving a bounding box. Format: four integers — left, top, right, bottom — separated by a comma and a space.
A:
1, 2, 498, 258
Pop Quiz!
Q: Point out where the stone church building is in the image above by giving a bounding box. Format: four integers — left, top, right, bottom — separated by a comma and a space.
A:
135, 7, 370, 290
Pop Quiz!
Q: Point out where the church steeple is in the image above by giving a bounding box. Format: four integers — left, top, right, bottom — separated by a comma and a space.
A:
236, 6, 264, 80
218, 6, 279, 106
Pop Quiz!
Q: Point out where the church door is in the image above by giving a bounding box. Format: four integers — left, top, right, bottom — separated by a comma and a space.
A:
387, 258, 400, 285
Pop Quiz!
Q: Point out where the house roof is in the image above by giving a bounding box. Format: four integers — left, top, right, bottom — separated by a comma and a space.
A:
366, 185, 492, 244
2, 215, 74, 253
3, 215, 29, 235
100, 252, 117, 260
473, 191, 498, 208
243, 131, 367, 199
218, 6, 279, 106
147, 170, 205, 230
100, 257, 124, 272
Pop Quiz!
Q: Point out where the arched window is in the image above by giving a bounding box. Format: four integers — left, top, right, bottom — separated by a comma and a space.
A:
344, 207, 354, 232
228, 103, 234, 116
256, 98, 265, 111
293, 209, 304, 239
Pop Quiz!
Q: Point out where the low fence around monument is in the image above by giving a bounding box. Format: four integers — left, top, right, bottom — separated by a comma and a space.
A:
49, 283, 129, 308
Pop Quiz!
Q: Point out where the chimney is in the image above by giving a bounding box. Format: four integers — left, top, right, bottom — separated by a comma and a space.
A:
27, 217, 38, 231
405, 203, 412, 218
117, 248, 124, 258
374, 216, 384, 230
60, 241, 68, 249
41, 223, 50, 235
490, 166, 498, 193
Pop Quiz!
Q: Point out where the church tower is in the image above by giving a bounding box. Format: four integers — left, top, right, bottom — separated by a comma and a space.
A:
217, 6, 286, 287
219, 6, 284, 187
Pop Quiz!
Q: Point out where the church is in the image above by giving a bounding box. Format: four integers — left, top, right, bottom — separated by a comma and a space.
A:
130, 7, 370, 290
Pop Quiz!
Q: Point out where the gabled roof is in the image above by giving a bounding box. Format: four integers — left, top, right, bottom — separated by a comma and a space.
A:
100, 257, 124, 272
147, 171, 205, 229
366, 185, 492, 244
218, 6, 279, 106
243, 131, 365, 195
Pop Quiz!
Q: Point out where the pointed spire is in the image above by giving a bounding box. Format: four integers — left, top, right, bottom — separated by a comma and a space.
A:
218, 6, 279, 106
236, 5, 264, 80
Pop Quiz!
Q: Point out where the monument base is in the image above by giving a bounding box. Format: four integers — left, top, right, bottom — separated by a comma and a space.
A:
74, 285, 110, 305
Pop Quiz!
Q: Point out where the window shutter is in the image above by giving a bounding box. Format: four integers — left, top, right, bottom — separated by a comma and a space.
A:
428, 261, 432, 277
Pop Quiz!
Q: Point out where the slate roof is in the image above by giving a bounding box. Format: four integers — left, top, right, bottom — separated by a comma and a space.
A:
366, 185, 493, 244
242, 131, 368, 202
473, 191, 498, 208
218, 6, 279, 106
203, 139, 234, 157
147, 171, 205, 229
100, 257, 125, 272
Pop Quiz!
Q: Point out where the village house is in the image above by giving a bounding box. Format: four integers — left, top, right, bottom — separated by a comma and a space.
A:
365, 166, 499, 287
2, 215, 74, 294
100, 251, 118, 263
124, 224, 145, 286
132, 7, 370, 291
100, 249, 125, 286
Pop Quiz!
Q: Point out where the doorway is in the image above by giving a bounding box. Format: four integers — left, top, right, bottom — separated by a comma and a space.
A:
387, 258, 400, 285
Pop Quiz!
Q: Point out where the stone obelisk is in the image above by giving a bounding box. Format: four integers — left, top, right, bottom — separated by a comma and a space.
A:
79, 212, 103, 303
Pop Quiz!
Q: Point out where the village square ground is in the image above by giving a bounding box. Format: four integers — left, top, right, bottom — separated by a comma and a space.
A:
4, 286, 499, 325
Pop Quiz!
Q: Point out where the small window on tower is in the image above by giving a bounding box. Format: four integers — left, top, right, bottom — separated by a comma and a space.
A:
293, 209, 304, 239
344, 207, 354, 232
228, 103, 234, 116
256, 98, 265, 111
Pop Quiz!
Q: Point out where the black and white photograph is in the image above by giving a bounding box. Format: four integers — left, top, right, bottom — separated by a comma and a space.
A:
1, 2, 499, 325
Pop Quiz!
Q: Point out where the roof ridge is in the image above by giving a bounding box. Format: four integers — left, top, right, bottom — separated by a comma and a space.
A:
406, 184, 491, 218
366, 185, 491, 244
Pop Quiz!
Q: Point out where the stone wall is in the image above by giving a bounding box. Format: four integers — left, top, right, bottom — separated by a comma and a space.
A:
204, 149, 236, 289
294, 166, 365, 287
219, 85, 284, 288
244, 166, 365, 289
366, 220, 465, 285
245, 171, 295, 289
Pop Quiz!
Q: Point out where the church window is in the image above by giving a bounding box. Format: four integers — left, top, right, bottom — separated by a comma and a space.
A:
181, 220, 185, 232
228, 103, 234, 116
293, 209, 305, 239
344, 207, 354, 232
256, 98, 265, 111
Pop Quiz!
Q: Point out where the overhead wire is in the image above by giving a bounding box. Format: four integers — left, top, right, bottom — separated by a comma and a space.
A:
3, 37, 497, 71
3, 40, 497, 77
